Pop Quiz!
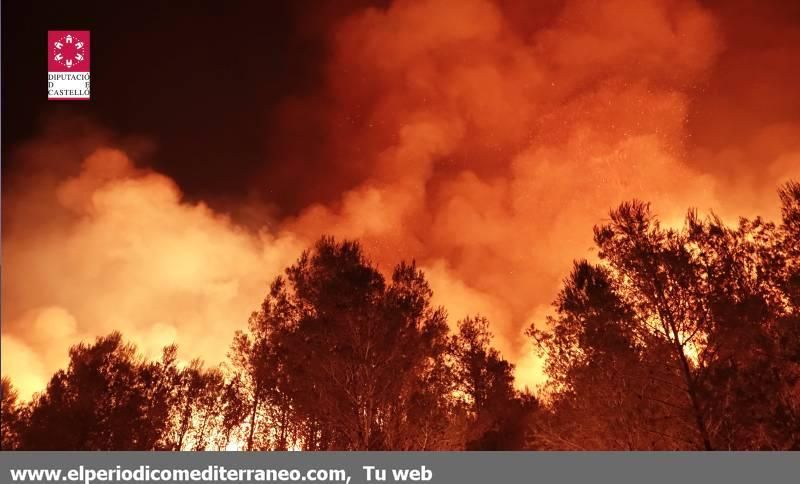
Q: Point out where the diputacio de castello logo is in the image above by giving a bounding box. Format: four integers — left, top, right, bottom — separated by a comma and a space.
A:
48, 30, 90, 100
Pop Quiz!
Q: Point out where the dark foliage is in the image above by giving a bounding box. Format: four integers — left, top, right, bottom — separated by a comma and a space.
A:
531, 182, 800, 450
3, 183, 799, 450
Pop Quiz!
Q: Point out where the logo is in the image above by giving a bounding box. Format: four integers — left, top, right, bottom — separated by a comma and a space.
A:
48, 30, 90, 100
51, 33, 87, 69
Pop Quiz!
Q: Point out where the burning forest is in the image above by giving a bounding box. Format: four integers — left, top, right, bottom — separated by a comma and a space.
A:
2, 0, 800, 450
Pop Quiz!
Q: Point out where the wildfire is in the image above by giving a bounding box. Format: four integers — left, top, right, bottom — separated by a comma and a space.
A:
3, 0, 800, 400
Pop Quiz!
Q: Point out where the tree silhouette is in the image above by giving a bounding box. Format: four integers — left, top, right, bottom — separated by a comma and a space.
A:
1, 377, 22, 450
162, 357, 228, 450
533, 182, 800, 450
531, 261, 692, 449
3, 183, 799, 450
230, 301, 283, 450
238, 237, 453, 450
452, 316, 537, 450
592, 202, 715, 449
18, 333, 174, 450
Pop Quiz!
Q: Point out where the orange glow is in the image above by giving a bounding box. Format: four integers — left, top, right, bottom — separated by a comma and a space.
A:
3, 0, 800, 400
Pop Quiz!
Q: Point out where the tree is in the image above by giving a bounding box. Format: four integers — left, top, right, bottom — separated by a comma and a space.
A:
1, 377, 22, 450
451, 316, 536, 450
590, 202, 714, 449
19, 333, 174, 450
531, 261, 693, 449
534, 182, 800, 450
214, 375, 249, 450
229, 276, 295, 450
678, 182, 800, 449
243, 237, 453, 449
162, 358, 227, 450
6, 182, 799, 451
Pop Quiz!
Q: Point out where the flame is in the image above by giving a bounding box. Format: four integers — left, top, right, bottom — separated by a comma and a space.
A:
4, 0, 800, 399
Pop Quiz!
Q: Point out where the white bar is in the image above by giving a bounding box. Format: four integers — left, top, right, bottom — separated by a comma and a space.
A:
48, 71, 91, 99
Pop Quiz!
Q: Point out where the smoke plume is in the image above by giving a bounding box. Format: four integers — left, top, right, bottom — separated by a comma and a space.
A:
4, 0, 800, 398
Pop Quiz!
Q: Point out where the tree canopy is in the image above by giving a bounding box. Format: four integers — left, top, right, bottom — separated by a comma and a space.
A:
2, 183, 799, 450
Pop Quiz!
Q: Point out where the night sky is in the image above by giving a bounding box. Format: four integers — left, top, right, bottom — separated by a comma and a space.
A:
2, 0, 382, 205
3, 0, 800, 402
4, 0, 800, 211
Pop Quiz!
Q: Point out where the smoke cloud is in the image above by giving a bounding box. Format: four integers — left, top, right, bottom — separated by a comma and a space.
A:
3, 137, 302, 399
4, 0, 800, 398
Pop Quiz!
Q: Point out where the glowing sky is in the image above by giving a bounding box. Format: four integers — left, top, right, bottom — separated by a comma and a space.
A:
3, 0, 800, 400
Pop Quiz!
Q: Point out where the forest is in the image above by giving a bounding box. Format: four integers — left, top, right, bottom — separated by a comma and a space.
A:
2, 182, 799, 451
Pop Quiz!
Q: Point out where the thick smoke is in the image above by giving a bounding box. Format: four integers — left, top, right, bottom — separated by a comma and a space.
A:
280, 0, 727, 383
2, 132, 302, 399
4, 0, 800, 398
